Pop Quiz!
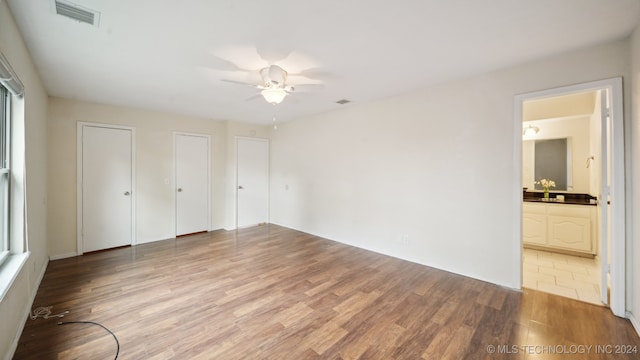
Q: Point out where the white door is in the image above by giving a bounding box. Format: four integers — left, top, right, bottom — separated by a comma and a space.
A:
175, 133, 210, 236
236, 137, 269, 228
599, 90, 610, 305
81, 125, 133, 252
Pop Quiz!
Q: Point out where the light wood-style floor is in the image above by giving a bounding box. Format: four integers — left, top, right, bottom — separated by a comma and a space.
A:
14, 224, 640, 359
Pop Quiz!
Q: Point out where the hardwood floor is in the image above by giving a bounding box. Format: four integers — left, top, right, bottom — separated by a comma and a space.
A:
14, 224, 640, 359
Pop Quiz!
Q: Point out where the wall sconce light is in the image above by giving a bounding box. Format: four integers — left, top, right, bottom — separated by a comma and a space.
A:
523, 124, 539, 136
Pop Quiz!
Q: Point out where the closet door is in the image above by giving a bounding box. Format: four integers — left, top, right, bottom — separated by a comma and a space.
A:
175, 133, 210, 236
80, 124, 133, 252
236, 137, 269, 228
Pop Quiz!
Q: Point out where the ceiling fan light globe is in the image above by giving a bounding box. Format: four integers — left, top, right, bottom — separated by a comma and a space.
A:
261, 88, 287, 104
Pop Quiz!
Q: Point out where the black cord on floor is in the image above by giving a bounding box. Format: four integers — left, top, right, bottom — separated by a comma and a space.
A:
58, 321, 120, 360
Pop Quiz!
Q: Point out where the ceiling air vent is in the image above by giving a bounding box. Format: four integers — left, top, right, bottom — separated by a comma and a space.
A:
54, 0, 100, 26
336, 99, 351, 105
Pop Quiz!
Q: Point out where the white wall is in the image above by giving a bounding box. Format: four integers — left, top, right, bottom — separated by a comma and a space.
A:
630, 23, 640, 334
48, 98, 228, 254
0, 0, 49, 358
270, 39, 631, 290
47, 98, 271, 257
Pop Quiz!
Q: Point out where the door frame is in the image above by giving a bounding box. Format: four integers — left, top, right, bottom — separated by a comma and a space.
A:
235, 136, 269, 229
77, 122, 136, 255
173, 132, 212, 237
513, 77, 626, 317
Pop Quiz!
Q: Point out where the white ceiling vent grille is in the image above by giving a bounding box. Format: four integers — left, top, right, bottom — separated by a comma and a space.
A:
54, 0, 100, 27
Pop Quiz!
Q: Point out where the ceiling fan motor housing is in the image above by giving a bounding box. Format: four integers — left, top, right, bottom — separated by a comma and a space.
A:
261, 65, 288, 87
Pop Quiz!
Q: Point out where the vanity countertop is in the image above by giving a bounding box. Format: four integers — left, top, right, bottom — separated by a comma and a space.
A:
523, 191, 596, 206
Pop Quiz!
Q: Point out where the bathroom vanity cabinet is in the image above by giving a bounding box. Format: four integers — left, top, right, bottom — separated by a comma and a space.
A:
522, 202, 596, 257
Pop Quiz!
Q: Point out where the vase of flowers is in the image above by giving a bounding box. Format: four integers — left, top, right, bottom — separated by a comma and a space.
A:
535, 178, 556, 200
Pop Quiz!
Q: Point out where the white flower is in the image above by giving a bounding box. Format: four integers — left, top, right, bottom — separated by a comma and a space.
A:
535, 178, 556, 190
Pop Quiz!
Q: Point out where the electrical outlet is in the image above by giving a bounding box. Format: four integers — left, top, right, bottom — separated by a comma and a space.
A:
396, 234, 409, 245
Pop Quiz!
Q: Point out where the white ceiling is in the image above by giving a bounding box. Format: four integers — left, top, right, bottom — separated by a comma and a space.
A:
6, 0, 640, 124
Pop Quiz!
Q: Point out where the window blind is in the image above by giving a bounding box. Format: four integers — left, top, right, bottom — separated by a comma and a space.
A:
0, 51, 24, 97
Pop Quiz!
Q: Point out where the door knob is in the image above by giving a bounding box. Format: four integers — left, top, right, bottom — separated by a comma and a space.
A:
124, 191, 130, 196
177, 188, 183, 192
238, 185, 244, 190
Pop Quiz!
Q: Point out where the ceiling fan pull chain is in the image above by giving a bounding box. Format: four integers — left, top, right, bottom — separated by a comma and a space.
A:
272, 105, 278, 130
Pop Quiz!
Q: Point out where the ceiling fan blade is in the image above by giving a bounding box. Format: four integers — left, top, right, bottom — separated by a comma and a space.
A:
206, 54, 253, 72
256, 46, 293, 64
290, 68, 335, 79
287, 75, 324, 84
245, 93, 262, 102
290, 83, 325, 92
221, 79, 256, 87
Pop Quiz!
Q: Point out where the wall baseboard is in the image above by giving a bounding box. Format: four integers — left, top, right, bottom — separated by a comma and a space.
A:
49, 252, 77, 260
4, 257, 48, 360
628, 312, 640, 338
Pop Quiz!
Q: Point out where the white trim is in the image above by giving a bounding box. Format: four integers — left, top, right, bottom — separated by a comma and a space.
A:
628, 312, 640, 337
0, 86, 11, 267
608, 79, 626, 317
514, 77, 626, 317
48, 252, 77, 260
513, 98, 524, 289
0, 252, 28, 302
599, 90, 609, 305
173, 132, 212, 237
76, 122, 136, 255
4, 252, 46, 360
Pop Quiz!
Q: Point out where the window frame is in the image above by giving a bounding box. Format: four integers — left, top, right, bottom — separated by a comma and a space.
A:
0, 84, 10, 266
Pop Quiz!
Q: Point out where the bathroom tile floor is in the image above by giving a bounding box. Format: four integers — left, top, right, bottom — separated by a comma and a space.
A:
523, 248, 604, 305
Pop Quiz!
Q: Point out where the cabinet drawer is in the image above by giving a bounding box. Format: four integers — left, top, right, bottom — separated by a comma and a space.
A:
523, 202, 546, 215
547, 204, 591, 218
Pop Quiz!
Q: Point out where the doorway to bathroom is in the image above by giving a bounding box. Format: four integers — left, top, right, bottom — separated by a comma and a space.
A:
514, 78, 626, 317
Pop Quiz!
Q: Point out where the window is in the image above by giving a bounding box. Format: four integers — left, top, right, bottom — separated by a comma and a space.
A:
0, 85, 9, 266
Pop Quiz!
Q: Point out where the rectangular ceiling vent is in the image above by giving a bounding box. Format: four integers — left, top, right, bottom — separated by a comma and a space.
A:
336, 99, 351, 105
54, 0, 100, 27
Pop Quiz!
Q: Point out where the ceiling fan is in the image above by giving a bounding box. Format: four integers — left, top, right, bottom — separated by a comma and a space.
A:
222, 64, 317, 105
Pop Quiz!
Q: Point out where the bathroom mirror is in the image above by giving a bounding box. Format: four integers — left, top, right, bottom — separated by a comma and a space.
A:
523, 137, 573, 191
